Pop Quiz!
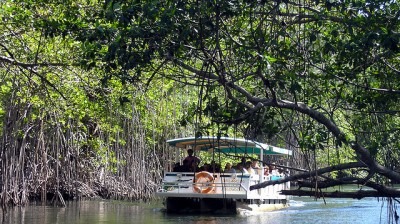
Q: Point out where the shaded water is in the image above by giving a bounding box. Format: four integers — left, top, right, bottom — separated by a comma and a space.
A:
0, 197, 396, 224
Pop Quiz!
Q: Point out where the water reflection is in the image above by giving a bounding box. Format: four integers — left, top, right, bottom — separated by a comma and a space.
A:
0, 197, 395, 224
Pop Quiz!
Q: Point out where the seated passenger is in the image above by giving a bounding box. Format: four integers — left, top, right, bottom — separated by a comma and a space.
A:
237, 163, 249, 174
240, 157, 246, 166
173, 162, 181, 172
210, 160, 221, 173
224, 163, 236, 173
180, 159, 191, 172
251, 159, 261, 175
189, 160, 200, 172
245, 161, 255, 174
269, 164, 278, 176
264, 167, 270, 176
200, 163, 210, 172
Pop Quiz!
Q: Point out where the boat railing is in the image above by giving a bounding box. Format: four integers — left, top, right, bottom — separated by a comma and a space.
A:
157, 172, 248, 194
157, 172, 289, 200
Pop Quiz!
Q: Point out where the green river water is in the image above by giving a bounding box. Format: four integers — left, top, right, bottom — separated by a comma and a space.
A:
0, 196, 396, 224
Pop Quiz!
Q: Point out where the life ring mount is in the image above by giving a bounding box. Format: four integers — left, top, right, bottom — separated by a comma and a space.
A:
193, 171, 215, 194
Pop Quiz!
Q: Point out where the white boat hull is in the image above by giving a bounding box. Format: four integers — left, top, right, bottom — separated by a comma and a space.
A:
156, 172, 290, 214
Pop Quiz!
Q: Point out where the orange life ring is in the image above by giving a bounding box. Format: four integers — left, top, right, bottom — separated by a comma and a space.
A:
193, 171, 215, 194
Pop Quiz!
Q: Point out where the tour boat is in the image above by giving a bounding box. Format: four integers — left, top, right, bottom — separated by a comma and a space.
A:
156, 136, 293, 214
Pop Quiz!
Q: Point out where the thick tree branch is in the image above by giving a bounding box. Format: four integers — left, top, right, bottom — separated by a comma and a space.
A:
297, 177, 400, 197
250, 162, 367, 190
280, 189, 400, 199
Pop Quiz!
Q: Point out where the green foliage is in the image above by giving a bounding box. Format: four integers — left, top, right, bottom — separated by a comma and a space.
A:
79, 1, 399, 164
1, 0, 400, 199
0, 0, 202, 177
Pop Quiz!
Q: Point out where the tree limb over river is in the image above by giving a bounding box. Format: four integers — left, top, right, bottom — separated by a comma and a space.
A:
250, 162, 400, 199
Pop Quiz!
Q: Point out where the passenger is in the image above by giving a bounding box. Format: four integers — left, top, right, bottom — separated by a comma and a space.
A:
210, 160, 221, 173
269, 164, 278, 176
264, 167, 270, 176
173, 162, 181, 172
200, 163, 210, 172
232, 163, 239, 171
237, 163, 248, 174
245, 161, 255, 174
251, 159, 261, 175
216, 163, 221, 172
224, 163, 236, 173
180, 159, 191, 172
190, 161, 200, 172
183, 149, 201, 165
240, 157, 246, 166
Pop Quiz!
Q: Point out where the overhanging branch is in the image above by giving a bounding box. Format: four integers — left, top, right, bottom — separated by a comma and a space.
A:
298, 177, 400, 197
250, 162, 367, 190
280, 189, 400, 199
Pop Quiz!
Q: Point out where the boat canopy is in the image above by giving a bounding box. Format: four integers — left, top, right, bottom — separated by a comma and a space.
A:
167, 136, 292, 156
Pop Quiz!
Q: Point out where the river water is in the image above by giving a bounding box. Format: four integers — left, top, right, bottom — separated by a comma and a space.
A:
1, 196, 396, 224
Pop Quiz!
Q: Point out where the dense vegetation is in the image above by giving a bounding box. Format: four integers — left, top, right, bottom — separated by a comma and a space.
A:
1, 0, 400, 216
0, 1, 192, 205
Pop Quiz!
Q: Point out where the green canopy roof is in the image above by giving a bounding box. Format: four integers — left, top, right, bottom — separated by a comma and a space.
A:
167, 136, 292, 156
